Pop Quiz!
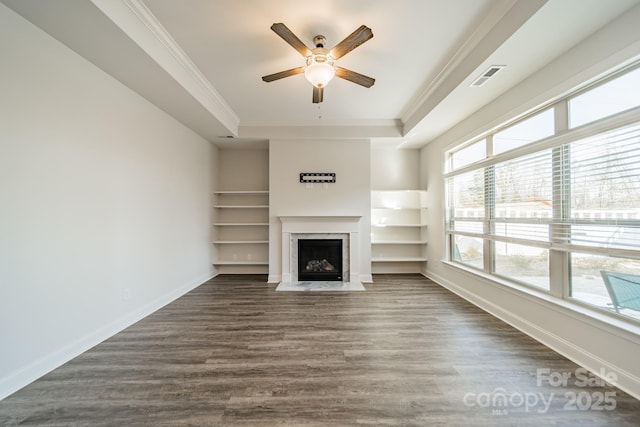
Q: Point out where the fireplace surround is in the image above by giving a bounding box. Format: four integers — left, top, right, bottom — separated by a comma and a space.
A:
279, 216, 361, 283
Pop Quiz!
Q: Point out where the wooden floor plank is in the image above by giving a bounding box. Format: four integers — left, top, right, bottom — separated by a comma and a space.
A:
1, 274, 639, 426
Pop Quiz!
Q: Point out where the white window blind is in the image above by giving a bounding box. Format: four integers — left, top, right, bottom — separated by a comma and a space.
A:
448, 125, 640, 254
445, 63, 640, 316
562, 124, 640, 254
446, 169, 485, 236
490, 149, 553, 245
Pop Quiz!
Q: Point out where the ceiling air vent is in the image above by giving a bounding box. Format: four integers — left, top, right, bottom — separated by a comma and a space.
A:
470, 65, 506, 87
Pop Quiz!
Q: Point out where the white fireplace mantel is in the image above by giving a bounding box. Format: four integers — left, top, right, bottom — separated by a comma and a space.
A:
280, 216, 361, 233
279, 216, 361, 283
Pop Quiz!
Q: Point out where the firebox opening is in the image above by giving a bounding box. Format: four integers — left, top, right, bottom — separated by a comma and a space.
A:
298, 239, 343, 281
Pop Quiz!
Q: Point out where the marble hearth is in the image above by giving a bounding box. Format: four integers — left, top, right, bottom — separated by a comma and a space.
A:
279, 216, 361, 284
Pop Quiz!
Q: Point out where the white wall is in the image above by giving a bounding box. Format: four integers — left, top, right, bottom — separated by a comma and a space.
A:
268, 139, 372, 283
371, 144, 422, 190
217, 148, 269, 191
0, 4, 216, 399
421, 5, 640, 398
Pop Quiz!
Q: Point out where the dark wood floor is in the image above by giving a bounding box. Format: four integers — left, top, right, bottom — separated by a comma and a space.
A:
1, 274, 639, 426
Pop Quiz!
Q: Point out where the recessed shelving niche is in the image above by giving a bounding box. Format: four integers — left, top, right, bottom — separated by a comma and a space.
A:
213, 148, 269, 274
371, 190, 427, 273
213, 190, 269, 272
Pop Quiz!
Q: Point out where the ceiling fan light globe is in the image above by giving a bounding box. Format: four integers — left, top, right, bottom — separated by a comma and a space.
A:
304, 61, 335, 88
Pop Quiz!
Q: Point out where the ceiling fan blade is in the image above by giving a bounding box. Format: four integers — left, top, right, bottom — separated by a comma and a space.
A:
271, 23, 312, 57
262, 67, 305, 82
312, 86, 324, 103
330, 25, 373, 60
335, 67, 375, 88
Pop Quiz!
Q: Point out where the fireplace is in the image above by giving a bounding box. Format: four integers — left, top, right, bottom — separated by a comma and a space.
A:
298, 239, 343, 281
277, 216, 363, 284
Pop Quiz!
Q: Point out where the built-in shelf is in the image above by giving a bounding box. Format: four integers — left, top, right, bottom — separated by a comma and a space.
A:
371, 257, 428, 262
372, 223, 428, 227
214, 223, 269, 226
371, 189, 427, 273
213, 260, 269, 265
214, 205, 269, 209
214, 190, 269, 194
213, 190, 269, 274
213, 240, 269, 244
372, 240, 428, 245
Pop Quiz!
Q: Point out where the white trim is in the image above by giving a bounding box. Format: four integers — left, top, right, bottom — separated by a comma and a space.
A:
435, 7, 640, 155
425, 267, 640, 400
402, 0, 547, 135
267, 274, 281, 284
440, 261, 640, 340
238, 122, 402, 139
401, 0, 520, 124
444, 106, 640, 178
359, 274, 374, 283
0, 272, 215, 401
279, 216, 361, 284
90, 0, 239, 135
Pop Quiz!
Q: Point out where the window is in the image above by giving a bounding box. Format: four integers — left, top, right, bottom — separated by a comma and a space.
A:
448, 169, 485, 269
494, 109, 554, 154
445, 64, 640, 321
494, 242, 549, 289
571, 253, 640, 314
569, 66, 640, 128
491, 150, 553, 289
450, 139, 486, 170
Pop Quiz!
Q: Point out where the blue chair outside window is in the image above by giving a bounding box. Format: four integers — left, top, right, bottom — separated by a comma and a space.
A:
600, 271, 640, 313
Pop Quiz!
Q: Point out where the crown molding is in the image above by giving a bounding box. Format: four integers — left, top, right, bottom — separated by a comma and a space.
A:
239, 119, 402, 139
90, 0, 239, 135
400, 0, 516, 122
401, 0, 547, 136
240, 118, 401, 128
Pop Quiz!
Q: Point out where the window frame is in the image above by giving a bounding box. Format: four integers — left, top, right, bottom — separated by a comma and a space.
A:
444, 63, 640, 321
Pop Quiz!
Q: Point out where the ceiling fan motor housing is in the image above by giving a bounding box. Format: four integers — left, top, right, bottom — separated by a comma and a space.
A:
307, 47, 334, 65
313, 35, 327, 48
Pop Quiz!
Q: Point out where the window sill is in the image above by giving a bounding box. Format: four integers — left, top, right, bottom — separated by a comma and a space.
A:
440, 260, 640, 343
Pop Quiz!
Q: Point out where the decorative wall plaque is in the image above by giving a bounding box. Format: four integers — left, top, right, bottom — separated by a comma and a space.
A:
299, 173, 336, 183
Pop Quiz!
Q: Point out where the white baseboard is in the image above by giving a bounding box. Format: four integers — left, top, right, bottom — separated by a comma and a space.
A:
267, 274, 281, 284
425, 270, 640, 400
0, 271, 215, 401
360, 274, 374, 283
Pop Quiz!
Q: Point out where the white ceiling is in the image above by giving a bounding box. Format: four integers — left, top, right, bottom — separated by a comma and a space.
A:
3, 0, 639, 148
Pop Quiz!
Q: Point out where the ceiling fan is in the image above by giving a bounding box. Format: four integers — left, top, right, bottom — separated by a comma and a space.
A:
262, 23, 375, 103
